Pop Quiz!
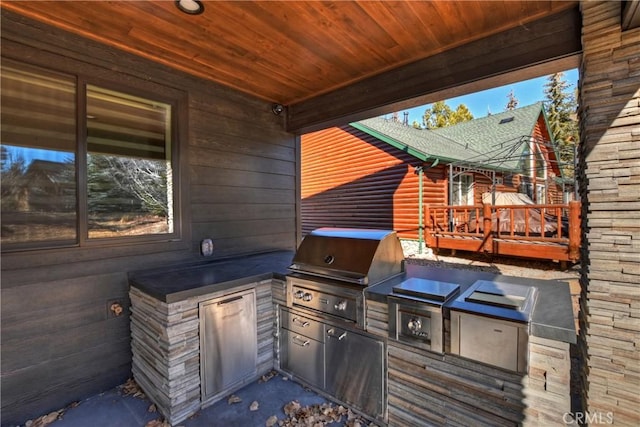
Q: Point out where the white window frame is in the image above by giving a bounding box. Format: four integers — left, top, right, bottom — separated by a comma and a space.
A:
452, 173, 474, 206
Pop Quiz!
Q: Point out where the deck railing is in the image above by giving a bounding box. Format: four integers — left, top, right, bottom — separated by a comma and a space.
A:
424, 200, 581, 262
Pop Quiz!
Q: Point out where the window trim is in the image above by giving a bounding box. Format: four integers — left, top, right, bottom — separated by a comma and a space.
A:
452, 173, 475, 206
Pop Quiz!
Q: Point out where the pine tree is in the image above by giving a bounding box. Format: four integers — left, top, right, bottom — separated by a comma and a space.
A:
544, 72, 578, 178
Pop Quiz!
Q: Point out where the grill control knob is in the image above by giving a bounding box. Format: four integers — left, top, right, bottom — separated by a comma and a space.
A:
294, 290, 305, 299
334, 300, 347, 311
303, 292, 313, 302
408, 318, 422, 333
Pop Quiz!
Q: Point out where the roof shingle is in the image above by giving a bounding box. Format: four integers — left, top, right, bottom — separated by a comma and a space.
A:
351, 102, 545, 172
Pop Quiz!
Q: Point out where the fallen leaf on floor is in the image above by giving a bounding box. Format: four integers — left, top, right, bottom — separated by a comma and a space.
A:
250, 401, 260, 411
277, 401, 377, 427
259, 370, 278, 383
144, 419, 171, 427
265, 415, 278, 426
148, 403, 157, 413
283, 400, 301, 416
25, 410, 61, 427
120, 378, 146, 398
228, 394, 242, 404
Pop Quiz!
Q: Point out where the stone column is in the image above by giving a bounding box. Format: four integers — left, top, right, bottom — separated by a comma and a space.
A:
578, 2, 640, 425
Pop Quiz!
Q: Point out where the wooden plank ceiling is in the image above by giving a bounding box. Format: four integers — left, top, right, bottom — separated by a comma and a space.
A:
3, 1, 578, 104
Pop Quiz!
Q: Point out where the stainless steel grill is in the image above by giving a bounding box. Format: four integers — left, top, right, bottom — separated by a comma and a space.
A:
288, 227, 405, 286
280, 227, 405, 422
286, 227, 404, 328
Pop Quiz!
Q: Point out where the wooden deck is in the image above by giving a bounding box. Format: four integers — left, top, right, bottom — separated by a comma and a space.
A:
424, 201, 581, 263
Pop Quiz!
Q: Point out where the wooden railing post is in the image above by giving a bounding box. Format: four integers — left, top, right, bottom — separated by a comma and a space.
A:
483, 203, 493, 253
568, 200, 581, 261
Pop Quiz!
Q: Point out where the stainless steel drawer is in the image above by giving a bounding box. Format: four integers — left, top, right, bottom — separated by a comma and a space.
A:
450, 311, 528, 373
280, 307, 324, 343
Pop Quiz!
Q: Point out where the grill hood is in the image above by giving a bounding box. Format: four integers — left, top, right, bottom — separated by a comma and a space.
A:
289, 228, 405, 285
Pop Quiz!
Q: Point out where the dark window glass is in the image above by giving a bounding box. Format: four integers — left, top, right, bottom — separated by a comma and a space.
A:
86, 85, 173, 238
535, 149, 546, 179
1, 61, 77, 245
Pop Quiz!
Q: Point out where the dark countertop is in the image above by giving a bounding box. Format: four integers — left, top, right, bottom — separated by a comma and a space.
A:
128, 250, 294, 303
129, 251, 575, 344
366, 263, 577, 344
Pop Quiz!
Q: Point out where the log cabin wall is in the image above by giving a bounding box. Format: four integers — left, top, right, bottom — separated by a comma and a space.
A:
578, 2, 640, 425
301, 125, 446, 239
0, 11, 297, 425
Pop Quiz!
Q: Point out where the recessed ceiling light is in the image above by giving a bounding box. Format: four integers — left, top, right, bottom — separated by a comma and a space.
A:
175, 0, 204, 15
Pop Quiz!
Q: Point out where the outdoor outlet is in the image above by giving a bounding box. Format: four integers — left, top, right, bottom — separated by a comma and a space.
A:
201, 238, 214, 256
107, 299, 124, 318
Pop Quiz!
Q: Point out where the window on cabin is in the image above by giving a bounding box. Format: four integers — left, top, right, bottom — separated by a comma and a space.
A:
536, 184, 546, 204
452, 174, 474, 206
519, 146, 531, 176
535, 148, 546, 179
1, 59, 177, 251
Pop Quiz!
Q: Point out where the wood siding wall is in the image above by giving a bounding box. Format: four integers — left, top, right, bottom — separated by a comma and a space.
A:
0, 12, 297, 425
578, 2, 640, 425
301, 126, 446, 239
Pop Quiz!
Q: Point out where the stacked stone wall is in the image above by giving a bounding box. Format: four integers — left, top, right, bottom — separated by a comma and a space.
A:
578, 2, 640, 425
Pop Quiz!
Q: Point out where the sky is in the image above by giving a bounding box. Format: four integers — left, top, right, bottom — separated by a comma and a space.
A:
400, 68, 579, 126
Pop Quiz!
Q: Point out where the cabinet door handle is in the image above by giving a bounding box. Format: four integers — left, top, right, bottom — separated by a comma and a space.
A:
292, 336, 310, 347
327, 328, 347, 340
217, 295, 243, 305
292, 317, 310, 327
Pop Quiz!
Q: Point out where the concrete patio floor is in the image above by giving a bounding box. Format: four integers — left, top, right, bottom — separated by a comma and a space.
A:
32, 372, 371, 427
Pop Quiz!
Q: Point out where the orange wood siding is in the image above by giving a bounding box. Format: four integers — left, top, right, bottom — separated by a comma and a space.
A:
301, 126, 446, 239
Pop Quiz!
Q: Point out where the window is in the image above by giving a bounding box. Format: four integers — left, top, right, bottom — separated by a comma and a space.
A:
451, 174, 474, 206
86, 86, 174, 239
1, 59, 178, 250
535, 148, 546, 179
519, 145, 531, 177
536, 184, 546, 204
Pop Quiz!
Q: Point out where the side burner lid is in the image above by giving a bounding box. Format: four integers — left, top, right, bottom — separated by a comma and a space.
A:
392, 278, 460, 303
449, 280, 538, 323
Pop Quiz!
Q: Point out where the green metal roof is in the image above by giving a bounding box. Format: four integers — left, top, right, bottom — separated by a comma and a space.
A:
351, 102, 546, 172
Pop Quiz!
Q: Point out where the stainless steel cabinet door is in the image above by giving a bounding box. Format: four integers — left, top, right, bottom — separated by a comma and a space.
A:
280, 328, 325, 389
325, 326, 385, 419
200, 289, 257, 401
